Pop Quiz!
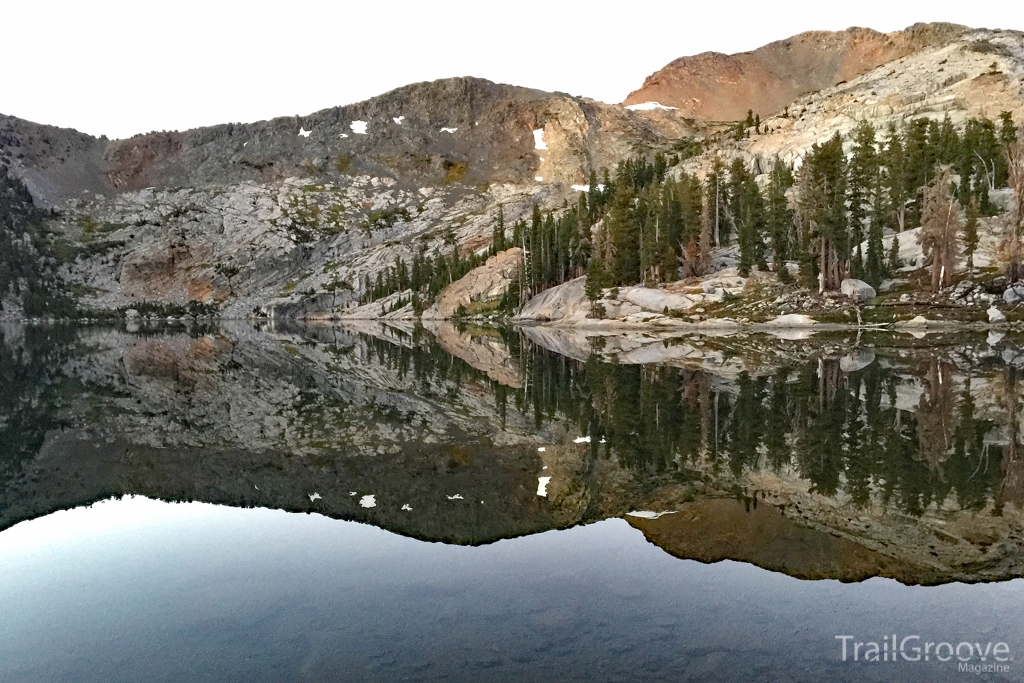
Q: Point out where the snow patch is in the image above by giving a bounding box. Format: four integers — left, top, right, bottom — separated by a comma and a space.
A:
393, 116, 405, 124
625, 102, 677, 111
359, 495, 376, 508
440, 127, 457, 133
350, 121, 368, 135
537, 476, 551, 497
573, 436, 591, 444
626, 510, 678, 519
537, 447, 546, 452
298, 127, 311, 138
401, 504, 412, 511
535, 176, 543, 182
446, 494, 464, 500
339, 133, 349, 138
533, 128, 547, 150
308, 492, 321, 502
571, 184, 590, 192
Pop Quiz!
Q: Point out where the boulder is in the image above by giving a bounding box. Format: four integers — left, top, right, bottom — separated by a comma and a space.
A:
514, 277, 589, 323
840, 349, 876, 373
1004, 282, 1024, 306
620, 287, 695, 313
988, 307, 1007, 324
766, 313, 816, 327
951, 280, 974, 299
840, 278, 876, 302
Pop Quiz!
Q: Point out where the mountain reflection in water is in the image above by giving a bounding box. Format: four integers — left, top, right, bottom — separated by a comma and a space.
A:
2, 496, 1022, 683
1, 320, 1024, 585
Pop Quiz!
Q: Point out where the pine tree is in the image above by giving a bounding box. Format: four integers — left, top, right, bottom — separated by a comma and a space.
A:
706, 159, 728, 246
881, 126, 909, 232
904, 118, 934, 228
1000, 111, 1018, 150
963, 195, 980, 277
796, 134, 848, 291
491, 206, 506, 254
765, 160, 794, 272
864, 168, 888, 287
605, 174, 640, 285
729, 158, 767, 276
696, 194, 713, 278
888, 227, 905, 272
847, 121, 878, 277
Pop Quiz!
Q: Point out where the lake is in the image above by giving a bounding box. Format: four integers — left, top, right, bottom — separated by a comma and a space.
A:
1, 320, 1022, 681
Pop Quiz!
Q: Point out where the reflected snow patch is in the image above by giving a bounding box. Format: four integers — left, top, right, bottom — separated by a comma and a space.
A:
573, 436, 591, 443
308, 492, 321, 502
359, 495, 376, 508
626, 510, 677, 519
446, 494, 463, 500
298, 127, 311, 138
537, 477, 551, 497
440, 127, 457, 133
571, 184, 589, 192
401, 504, 412, 511
393, 116, 404, 124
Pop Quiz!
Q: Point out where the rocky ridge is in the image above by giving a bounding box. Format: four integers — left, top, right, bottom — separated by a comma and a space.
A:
0, 78, 696, 320
2, 27, 1024, 326
624, 23, 970, 121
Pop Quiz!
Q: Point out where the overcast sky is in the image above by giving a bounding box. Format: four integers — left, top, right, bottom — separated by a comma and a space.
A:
4, 1, 1021, 139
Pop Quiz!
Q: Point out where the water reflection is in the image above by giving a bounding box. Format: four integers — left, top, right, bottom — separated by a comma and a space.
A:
1, 496, 1021, 683
1, 320, 1024, 584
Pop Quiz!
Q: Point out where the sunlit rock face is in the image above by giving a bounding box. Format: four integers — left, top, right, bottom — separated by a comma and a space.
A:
2, 321, 1024, 583
624, 23, 971, 121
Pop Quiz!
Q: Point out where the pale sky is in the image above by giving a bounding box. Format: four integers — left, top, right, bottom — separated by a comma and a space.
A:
3, 1, 1021, 139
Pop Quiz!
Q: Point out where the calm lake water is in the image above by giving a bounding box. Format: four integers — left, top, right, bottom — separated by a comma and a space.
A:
1, 320, 1023, 681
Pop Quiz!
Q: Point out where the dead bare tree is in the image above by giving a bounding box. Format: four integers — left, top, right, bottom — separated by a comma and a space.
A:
918, 168, 962, 292
1004, 139, 1024, 282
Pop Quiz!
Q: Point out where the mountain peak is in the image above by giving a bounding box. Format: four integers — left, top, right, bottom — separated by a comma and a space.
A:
623, 22, 971, 121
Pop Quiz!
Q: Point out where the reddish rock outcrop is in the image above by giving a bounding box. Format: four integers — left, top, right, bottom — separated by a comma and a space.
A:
624, 23, 968, 121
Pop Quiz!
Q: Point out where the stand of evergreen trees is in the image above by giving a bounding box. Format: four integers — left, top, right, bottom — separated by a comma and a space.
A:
363, 328, 1013, 516
358, 113, 1019, 310
358, 244, 492, 314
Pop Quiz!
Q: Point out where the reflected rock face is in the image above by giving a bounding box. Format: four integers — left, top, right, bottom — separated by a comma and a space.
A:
3, 321, 1024, 584
628, 499, 920, 583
